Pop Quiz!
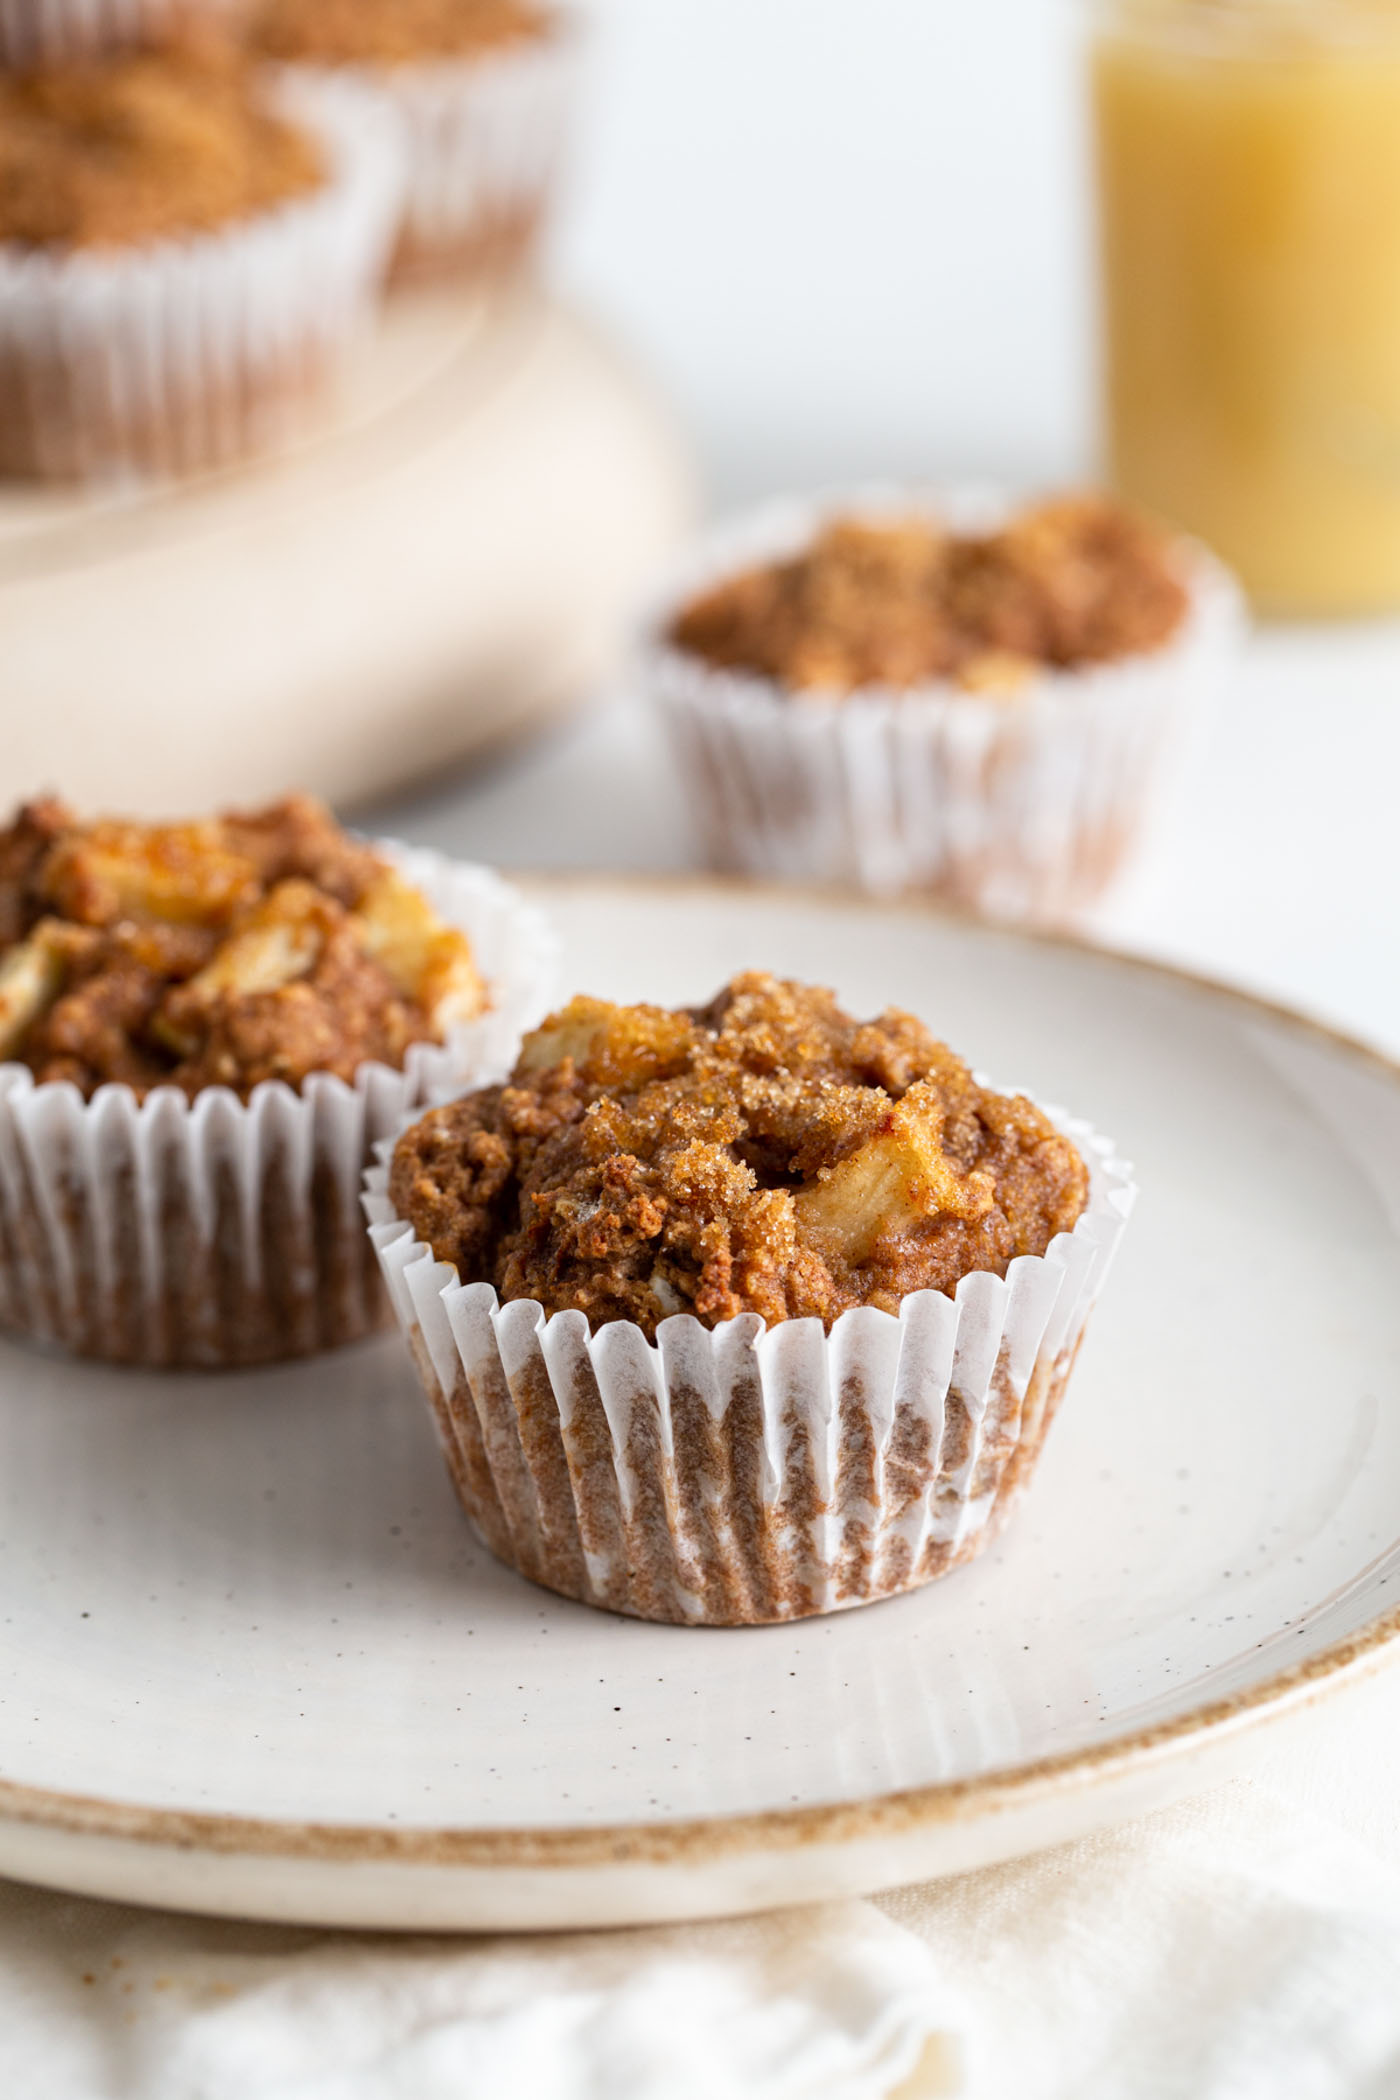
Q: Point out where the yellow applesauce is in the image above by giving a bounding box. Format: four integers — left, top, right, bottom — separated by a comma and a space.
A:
1094, 0, 1400, 611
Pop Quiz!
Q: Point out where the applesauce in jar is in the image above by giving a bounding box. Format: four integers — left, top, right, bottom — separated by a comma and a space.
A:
1094, 0, 1400, 612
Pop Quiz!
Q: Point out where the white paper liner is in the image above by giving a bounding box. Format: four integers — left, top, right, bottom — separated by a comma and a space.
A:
641, 488, 1246, 925
0, 848, 557, 1369
275, 21, 577, 285
0, 0, 242, 63
0, 71, 403, 483
366, 1101, 1135, 1625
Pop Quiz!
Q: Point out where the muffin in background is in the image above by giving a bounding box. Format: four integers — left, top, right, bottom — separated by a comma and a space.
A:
251, 0, 576, 287
0, 34, 401, 481
0, 793, 554, 1366
645, 489, 1244, 925
367, 973, 1134, 1625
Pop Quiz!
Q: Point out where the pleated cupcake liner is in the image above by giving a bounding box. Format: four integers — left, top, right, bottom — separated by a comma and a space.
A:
276, 22, 578, 290
0, 72, 403, 483
366, 1103, 1135, 1625
0, 0, 242, 64
641, 488, 1245, 924
0, 849, 557, 1369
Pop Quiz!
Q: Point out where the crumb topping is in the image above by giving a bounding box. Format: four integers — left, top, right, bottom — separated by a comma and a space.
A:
0, 36, 325, 251
390, 972, 1088, 1338
668, 495, 1190, 695
252, 0, 552, 67
0, 794, 483, 1098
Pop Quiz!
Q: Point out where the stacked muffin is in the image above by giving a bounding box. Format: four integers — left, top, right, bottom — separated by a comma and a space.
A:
250, 0, 576, 287
0, 0, 574, 480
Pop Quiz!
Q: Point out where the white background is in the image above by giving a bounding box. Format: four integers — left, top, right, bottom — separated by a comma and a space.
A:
552, 0, 1094, 506
383, 0, 1400, 1057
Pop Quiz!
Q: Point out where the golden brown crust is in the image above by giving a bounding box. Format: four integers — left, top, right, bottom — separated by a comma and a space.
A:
390, 972, 1089, 1338
0, 794, 483, 1099
251, 0, 552, 68
0, 36, 325, 251
668, 495, 1190, 695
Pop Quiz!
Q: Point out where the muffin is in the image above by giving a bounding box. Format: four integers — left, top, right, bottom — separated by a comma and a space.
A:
0, 34, 401, 481
0, 0, 242, 67
251, 0, 576, 287
0, 793, 554, 1366
645, 490, 1244, 924
366, 972, 1134, 1625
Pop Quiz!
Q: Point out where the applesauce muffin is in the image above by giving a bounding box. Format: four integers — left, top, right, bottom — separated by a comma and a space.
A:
251, 0, 575, 286
646, 489, 1243, 924
367, 974, 1133, 1625
0, 793, 553, 1367
0, 34, 401, 480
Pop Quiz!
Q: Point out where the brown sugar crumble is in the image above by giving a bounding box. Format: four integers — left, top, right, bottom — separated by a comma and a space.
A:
0, 36, 325, 251
0, 795, 483, 1098
252, 0, 552, 67
391, 972, 1089, 1339
668, 495, 1191, 696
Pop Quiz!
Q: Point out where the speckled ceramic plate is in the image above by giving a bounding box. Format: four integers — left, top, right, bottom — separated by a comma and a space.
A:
2, 877, 1399, 1931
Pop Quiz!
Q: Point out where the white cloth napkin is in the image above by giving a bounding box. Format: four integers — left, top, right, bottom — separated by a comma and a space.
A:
885, 1785, 1400, 2099
0, 1886, 959, 2100
4, 1667, 1399, 2100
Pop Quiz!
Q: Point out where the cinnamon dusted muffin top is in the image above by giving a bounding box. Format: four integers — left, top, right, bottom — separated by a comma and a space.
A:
668, 495, 1191, 696
0, 795, 483, 1098
391, 971, 1089, 1339
0, 36, 326, 251
251, 0, 552, 67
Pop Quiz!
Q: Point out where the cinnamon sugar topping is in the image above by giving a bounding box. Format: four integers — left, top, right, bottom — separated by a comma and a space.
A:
391, 972, 1088, 1338
252, 0, 551, 67
668, 495, 1190, 695
0, 36, 325, 250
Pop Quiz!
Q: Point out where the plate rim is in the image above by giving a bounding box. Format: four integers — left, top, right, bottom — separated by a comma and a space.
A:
5, 870, 1400, 1873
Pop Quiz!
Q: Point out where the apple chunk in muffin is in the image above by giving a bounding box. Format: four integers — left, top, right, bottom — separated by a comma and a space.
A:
794, 1087, 998, 1266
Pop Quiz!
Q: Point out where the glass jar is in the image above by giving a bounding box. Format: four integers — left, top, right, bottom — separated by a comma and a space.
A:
1093, 0, 1400, 612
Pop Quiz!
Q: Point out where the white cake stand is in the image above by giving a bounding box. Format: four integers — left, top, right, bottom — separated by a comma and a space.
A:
0, 289, 695, 814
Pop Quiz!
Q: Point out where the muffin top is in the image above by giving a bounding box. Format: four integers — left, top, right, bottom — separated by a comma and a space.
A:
0, 794, 483, 1098
251, 0, 552, 67
390, 971, 1088, 1339
0, 37, 326, 251
667, 495, 1190, 696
